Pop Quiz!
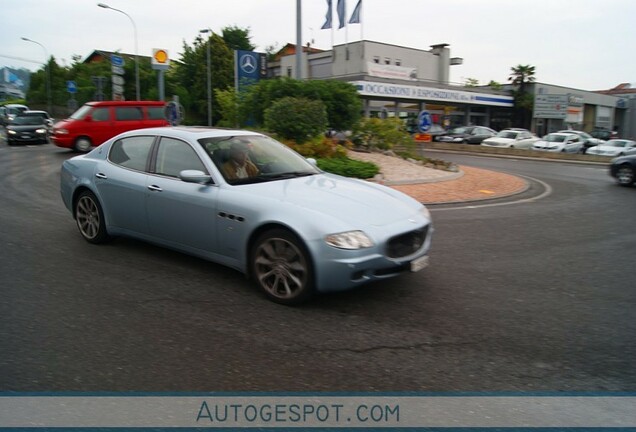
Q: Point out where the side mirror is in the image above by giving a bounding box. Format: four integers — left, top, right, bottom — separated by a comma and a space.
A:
84, 115, 93, 122
179, 170, 212, 184
306, 158, 318, 167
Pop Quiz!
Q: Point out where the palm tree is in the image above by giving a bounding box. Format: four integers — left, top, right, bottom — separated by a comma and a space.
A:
508, 65, 536, 129
508, 65, 536, 88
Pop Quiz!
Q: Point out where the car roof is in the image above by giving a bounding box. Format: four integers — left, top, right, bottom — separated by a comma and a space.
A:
21, 110, 50, 116
119, 126, 265, 139
546, 132, 575, 137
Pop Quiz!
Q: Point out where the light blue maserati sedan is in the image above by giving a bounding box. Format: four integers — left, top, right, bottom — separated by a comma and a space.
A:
60, 127, 433, 304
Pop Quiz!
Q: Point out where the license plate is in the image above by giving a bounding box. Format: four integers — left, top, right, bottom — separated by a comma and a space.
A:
22, 135, 31, 139
410, 255, 429, 272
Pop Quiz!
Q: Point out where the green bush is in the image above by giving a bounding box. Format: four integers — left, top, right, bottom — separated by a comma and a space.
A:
317, 157, 379, 179
264, 97, 328, 144
350, 117, 413, 150
279, 135, 349, 159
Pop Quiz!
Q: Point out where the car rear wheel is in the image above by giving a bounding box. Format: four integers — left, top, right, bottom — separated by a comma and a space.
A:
75, 190, 110, 243
74, 137, 92, 153
616, 165, 635, 186
251, 229, 314, 305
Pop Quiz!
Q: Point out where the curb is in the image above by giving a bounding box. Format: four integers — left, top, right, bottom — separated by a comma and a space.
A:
380, 169, 464, 186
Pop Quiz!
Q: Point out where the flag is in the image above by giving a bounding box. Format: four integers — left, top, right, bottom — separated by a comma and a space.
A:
321, 0, 332, 29
337, 0, 346, 29
349, 0, 361, 23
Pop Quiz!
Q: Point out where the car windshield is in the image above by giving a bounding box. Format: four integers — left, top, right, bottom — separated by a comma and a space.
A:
69, 105, 93, 120
10, 116, 45, 126
198, 134, 321, 185
545, 135, 567, 143
497, 131, 518, 139
449, 127, 469, 134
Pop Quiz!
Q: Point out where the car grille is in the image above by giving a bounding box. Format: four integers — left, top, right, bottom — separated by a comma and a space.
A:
386, 226, 429, 258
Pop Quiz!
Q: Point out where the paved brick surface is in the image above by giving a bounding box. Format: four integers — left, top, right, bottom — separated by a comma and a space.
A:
348, 150, 528, 204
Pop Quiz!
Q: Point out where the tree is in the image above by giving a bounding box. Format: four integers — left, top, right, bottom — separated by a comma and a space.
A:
242, 78, 361, 130
464, 78, 479, 87
487, 80, 503, 91
222, 25, 255, 51
264, 97, 328, 143
174, 33, 234, 124
508, 64, 536, 129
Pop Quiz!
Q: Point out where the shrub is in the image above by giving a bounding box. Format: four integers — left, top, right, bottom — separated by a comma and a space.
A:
279, 135, 349, 159
263, 97, 328, 144
317, 157, 379, 179
350, 117, 413, 150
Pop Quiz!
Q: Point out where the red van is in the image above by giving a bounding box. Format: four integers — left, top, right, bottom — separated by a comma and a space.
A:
51, 101, 169, 152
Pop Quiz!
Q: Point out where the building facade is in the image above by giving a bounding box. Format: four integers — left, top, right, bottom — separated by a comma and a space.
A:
269, 41, 627, 135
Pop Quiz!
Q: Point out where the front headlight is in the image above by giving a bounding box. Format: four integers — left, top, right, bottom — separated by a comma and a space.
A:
36, 128, 47, 134
325, 230, 374, 250
7, 130, 16, 135
453, 137, 463, 142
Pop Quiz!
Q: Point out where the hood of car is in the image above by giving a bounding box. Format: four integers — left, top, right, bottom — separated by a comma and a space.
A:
483, 137, 514, 145
239, 173, 423, 227
589, 146, 622, 154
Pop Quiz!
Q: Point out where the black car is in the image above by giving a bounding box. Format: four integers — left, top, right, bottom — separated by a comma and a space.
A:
610, 154, 636, 186
437, 126, 497, 144
6, 114, 49, 145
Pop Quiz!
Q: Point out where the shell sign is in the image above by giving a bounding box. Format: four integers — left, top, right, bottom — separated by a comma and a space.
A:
151, 49, 170, 70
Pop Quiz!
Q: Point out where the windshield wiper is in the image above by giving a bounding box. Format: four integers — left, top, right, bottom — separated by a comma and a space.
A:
260, 171, 318, 180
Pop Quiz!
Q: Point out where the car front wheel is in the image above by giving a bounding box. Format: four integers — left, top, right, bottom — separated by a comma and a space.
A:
616, 165, 635, 186
75, 190, 110, 243
74, 137, 92, 153
251, 229, 314, 304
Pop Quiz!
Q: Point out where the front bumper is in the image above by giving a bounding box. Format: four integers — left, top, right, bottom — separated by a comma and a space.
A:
309, 222, 433, 293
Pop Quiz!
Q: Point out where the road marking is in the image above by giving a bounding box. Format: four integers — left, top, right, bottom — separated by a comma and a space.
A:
430, 174, 553, 212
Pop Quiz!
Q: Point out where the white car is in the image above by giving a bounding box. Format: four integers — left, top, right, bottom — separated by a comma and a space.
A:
481, 129, 539, 149
586, 139, 636, 157
532, 132, 583, 153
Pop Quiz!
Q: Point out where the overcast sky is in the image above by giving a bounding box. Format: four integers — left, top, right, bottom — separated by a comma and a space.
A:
1, 0, 633, 91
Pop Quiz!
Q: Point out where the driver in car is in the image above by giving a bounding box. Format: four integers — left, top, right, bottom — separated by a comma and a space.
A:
221, 141, 259, 180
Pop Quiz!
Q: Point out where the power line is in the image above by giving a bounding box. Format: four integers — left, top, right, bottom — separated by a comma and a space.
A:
0, 53, 43, 65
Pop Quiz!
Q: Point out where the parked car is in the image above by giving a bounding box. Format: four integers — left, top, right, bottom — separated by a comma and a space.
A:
5, 113, 49, 145
51, 100, 169, 152
0, 103, 29, 126
60, 127, 433, 304
586, 139, 636, 157
557, 130, 604, 152
532, 132, 584, 153
437, 126, 497, 144
590, 127, 619, 141
481, 129, 539, 149
610, 154, 636, 186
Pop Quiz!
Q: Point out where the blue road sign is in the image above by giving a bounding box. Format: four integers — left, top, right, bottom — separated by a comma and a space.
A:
111, 54, 125, 67
418, 110, 432, 133
66, 80, 77, 94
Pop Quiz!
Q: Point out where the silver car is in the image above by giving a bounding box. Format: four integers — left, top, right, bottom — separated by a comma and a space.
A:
60, 127, 433, 304
532, 132, 584, 153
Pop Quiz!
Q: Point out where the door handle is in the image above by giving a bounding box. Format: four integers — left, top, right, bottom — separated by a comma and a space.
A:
95, 173, 107, 179
147, 185, 163, 192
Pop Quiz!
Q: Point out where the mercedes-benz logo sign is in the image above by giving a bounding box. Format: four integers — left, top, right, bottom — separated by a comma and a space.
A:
240, 54, 257, 74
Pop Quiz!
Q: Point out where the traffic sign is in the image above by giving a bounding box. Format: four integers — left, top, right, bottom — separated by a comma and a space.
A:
111, 54, 125, 67
112, 75, 125, 86
417, 110, 433, 133
111, 65, 124, 75
151, 48, 170, 70
66, 80, 77, 94
112, 84, 125, 94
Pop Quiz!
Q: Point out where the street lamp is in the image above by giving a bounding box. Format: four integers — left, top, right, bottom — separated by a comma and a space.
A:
97, 2, 140, 101
199, 28, 212, 126
21, 37, 51, 114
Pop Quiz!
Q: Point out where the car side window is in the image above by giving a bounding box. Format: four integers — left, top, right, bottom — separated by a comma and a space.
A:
115, 107, 143, 121
108, 136, 154, 171
146, 106, 166, 120
154, 137, 207, 178
91, 107, 110, 122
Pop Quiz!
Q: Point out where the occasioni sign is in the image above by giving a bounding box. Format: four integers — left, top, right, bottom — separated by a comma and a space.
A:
351, 81, 514, 107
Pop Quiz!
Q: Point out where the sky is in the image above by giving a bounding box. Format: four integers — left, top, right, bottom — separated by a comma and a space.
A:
1, 0, 634, 91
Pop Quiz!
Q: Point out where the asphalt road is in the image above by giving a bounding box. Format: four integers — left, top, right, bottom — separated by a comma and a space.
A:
1, 141, 635, 392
